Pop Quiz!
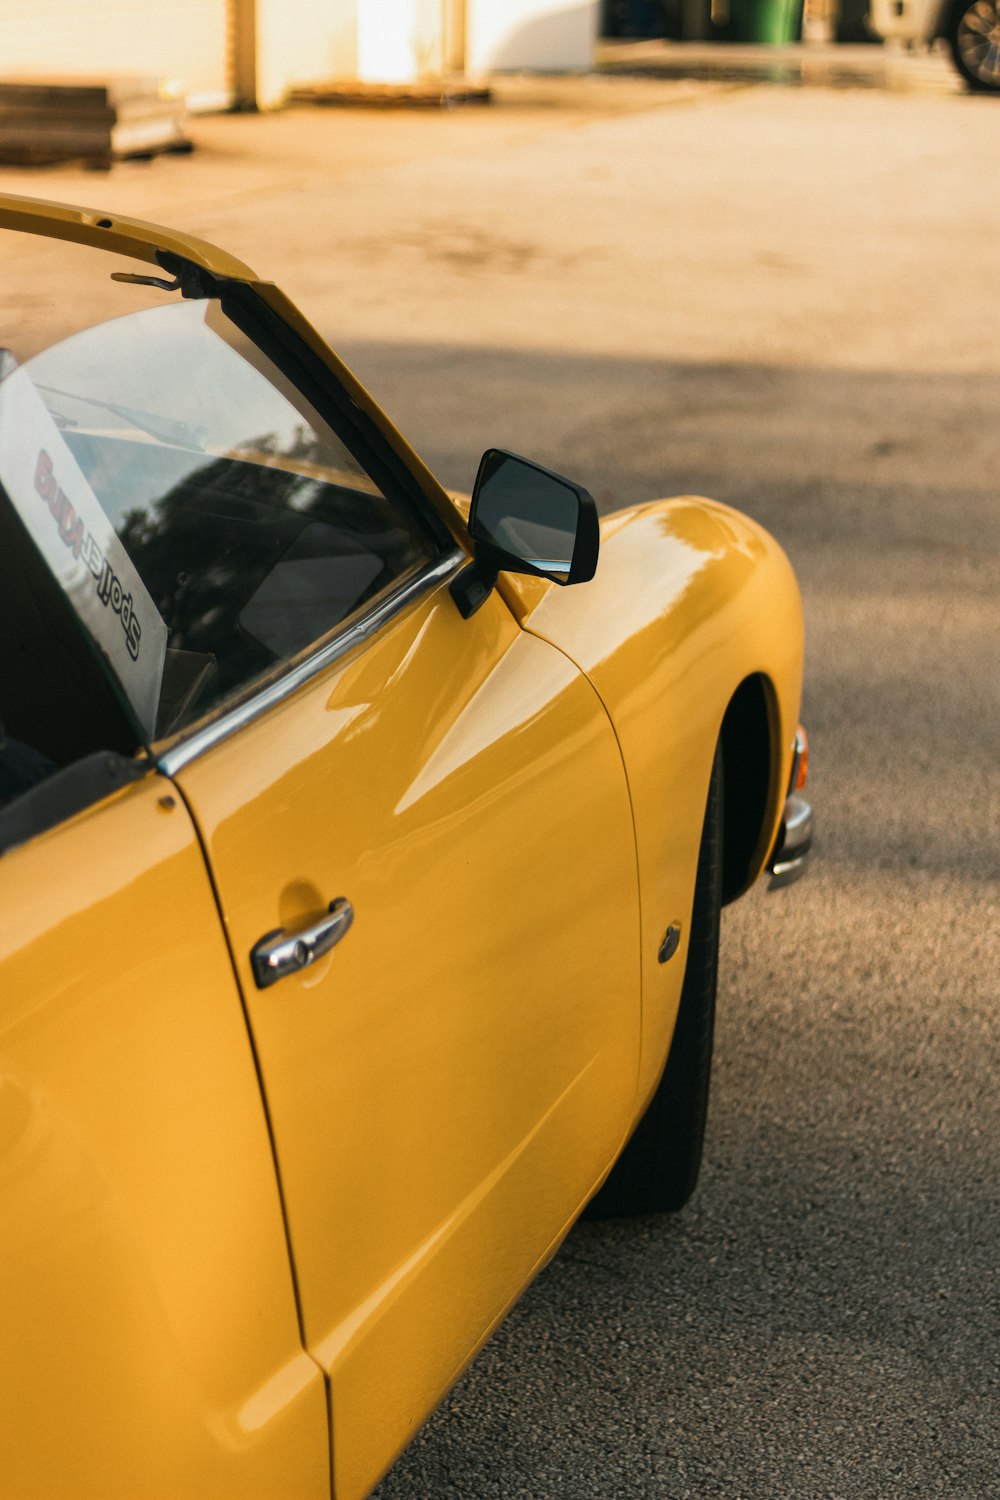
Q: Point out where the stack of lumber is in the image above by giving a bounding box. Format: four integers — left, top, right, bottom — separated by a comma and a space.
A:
0, 76, 191, 168
288, 79, 492, 109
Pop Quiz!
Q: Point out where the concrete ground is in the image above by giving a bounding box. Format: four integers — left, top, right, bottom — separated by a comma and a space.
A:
598, 35, 965, 93
3, 58, 998, 1498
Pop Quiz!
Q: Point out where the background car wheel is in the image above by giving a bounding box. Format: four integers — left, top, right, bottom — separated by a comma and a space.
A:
947, 0, 1000, 92
587, 747, 723, 1219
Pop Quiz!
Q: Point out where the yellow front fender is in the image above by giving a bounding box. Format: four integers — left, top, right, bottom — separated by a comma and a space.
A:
498, 496, 804, 1113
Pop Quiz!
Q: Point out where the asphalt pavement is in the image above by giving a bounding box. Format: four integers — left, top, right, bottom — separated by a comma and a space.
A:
4, 55, 997, 1498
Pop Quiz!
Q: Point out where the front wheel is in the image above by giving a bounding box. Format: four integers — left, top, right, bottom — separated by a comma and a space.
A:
947, 0, 1000, 93
587, 748, 723, 1219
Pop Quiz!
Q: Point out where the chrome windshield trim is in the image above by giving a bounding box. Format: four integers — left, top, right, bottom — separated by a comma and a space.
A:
156, 549, 465, 777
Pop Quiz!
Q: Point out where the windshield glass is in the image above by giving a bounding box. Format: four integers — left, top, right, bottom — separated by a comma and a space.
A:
0, 240, 436, 801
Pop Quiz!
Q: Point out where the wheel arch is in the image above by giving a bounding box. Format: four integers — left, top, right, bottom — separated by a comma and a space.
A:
719, 671, 783, 905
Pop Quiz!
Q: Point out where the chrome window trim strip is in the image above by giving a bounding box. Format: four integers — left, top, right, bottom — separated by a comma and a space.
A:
156, 548, 466, 777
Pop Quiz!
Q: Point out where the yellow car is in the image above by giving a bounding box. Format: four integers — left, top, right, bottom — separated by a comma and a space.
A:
0, 193, 810, 1500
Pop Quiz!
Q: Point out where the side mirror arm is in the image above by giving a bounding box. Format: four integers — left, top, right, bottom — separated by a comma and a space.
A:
449, 557, 499, 620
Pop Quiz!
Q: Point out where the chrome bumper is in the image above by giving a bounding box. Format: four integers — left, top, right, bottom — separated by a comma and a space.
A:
767, 793, 813, 890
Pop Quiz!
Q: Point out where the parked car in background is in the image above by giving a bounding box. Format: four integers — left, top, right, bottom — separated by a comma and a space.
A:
869, 0, 1000, 92
0, 193, 811, 1500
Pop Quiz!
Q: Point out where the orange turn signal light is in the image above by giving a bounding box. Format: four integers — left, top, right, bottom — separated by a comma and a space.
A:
793, 724, 809, 791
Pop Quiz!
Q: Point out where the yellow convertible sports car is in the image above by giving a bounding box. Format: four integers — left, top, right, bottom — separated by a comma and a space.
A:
0, 194, 811, 1500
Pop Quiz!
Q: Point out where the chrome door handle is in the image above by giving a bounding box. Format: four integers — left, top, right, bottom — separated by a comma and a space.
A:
251, 898, 354, 989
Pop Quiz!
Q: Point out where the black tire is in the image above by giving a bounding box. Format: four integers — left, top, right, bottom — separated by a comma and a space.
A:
947, 0, 1000, 93
587, 747, 723, 1219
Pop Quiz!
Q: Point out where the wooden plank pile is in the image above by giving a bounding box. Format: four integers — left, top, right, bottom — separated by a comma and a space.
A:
0, 76, 191, 169
288, 79, 492, 109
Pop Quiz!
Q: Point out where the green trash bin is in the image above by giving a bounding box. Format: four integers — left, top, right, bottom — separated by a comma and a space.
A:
729, 0, 803, 41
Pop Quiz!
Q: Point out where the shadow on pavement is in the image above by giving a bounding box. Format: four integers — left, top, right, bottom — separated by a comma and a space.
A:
360, 342, 999, 1500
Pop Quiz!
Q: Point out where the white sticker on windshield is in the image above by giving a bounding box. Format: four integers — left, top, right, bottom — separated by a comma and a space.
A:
0, 367, 168, 739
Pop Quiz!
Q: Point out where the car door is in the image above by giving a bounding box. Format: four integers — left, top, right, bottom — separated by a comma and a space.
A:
172, 559, 641, 1500
0, 776, 330, 1500
15, 285, 642, 1500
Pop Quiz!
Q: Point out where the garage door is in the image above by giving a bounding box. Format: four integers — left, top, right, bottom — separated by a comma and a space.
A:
0, 1, 232, 111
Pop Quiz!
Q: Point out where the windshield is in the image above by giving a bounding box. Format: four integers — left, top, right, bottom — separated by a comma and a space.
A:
0, 246, 436, 804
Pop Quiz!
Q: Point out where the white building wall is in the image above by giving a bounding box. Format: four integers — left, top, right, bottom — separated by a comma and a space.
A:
356, 0, 445, 83
0, 0, 231, 111
252, 0, 598, 106
255, 0, 353, 106
466, 0, 598, 72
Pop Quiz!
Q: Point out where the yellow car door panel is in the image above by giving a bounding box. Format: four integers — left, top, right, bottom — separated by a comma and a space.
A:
0, 775, 329, 1499
174, 578, 642, 1500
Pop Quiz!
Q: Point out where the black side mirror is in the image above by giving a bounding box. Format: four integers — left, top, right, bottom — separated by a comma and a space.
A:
451, 449, 599, 619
